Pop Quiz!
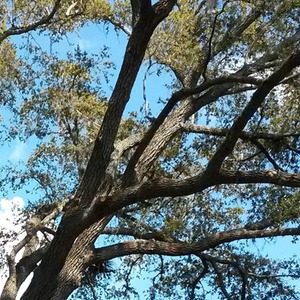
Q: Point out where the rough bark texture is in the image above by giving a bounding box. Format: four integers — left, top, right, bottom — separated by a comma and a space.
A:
94, 226, 300, 261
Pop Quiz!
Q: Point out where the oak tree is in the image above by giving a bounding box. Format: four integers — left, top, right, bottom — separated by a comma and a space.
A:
0, 0, 300, 299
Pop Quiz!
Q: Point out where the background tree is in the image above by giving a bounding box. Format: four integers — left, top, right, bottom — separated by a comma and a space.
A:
0, 0, 300, 299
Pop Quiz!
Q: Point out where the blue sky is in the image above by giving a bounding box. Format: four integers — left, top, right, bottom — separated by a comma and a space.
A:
0, 21, 173, 199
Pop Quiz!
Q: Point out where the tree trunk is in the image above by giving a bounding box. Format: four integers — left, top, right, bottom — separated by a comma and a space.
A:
20, 3, 176, 299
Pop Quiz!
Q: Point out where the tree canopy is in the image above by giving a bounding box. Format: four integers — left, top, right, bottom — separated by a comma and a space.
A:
0, 0, 300, 299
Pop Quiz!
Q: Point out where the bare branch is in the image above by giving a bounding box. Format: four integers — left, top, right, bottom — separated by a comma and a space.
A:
202, 1, 229, 81
250, 139, 284, 171
182, 124, 299, 141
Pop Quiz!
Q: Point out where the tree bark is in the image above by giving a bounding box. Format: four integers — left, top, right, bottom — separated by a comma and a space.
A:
93, 226, 300, 261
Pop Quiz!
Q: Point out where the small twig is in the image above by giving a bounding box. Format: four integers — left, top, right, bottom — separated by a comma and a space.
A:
250, 139, 284, 171
142, 59, 156, 119
287, 144, 300, 155
202, 1, 229, 81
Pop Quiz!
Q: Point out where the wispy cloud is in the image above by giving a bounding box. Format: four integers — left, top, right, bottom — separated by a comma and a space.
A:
9, 141, 26, 162
78, 38, 96, 50
0, 196, 24, 213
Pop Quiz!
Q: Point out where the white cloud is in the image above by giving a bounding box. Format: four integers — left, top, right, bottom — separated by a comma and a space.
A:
0, 196, 24, 229
78, 38, 95, 50
9, 141, 27, 162
0, 196, 24, 211
0, 197, 46, 298
0, 197, 25, 296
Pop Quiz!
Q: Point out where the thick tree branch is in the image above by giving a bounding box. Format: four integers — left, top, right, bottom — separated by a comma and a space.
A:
111, 132, 143, 162
1, 201, 63, 300
50, 217, 112, 300
76, 0, 176, 204
130, 0, 152, 26
6, 201, 62, 270
1, 245, 49, 300
93, 226, 300, 262
125, 28, 300, 182
216, 168, 300, 188
123, 75, 262, 184
110, 169, 300, 210
16, 246, 49, 286
128, 57, 289, 181
141, 10, 300, 177
127, 23, 299, 186
102, 226, 175, 242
